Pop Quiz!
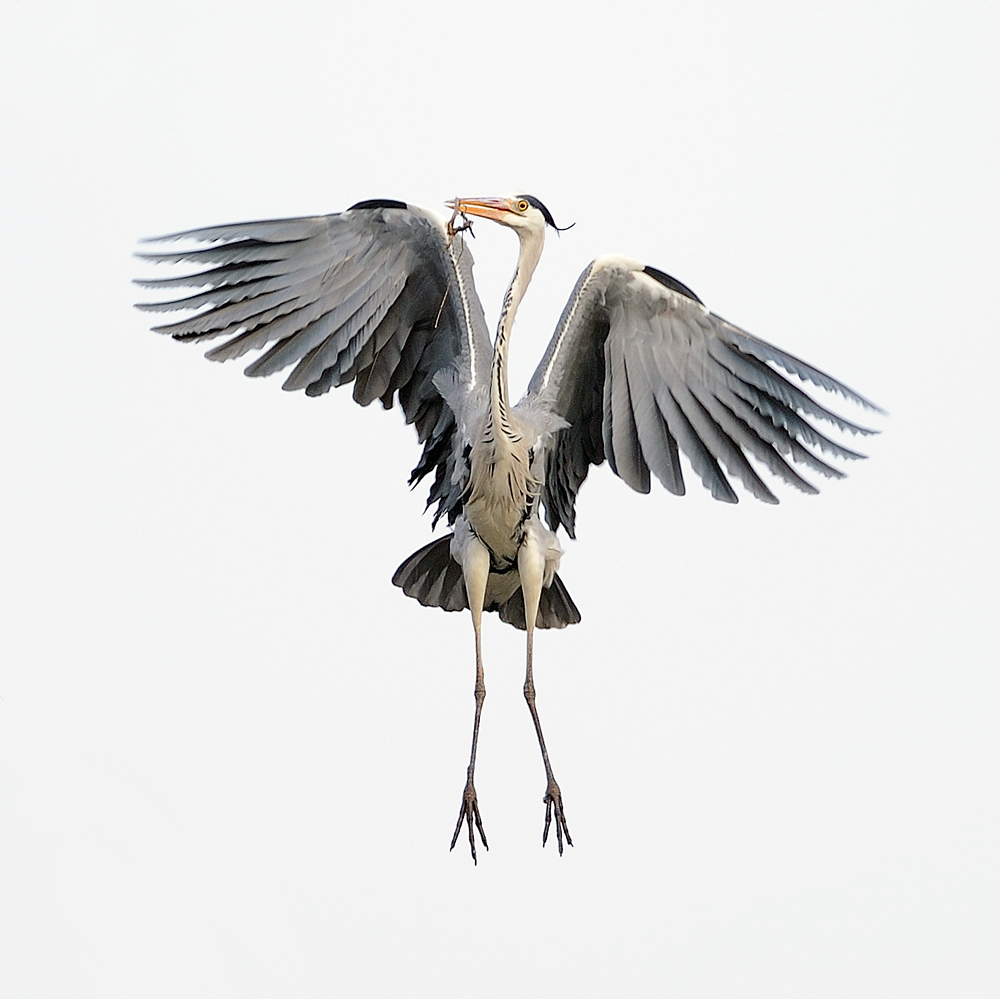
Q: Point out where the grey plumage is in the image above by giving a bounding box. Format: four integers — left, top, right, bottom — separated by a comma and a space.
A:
137, 204, 492, 530
137, 206, 879, 568
136, 194, 881, 861
524, 256, 881, 536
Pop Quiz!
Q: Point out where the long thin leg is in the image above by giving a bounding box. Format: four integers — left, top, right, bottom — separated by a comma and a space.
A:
450, 537, 490, 863
518, 541, 573, 854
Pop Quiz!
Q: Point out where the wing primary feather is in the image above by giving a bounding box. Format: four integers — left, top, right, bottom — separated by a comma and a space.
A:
134, 238, 304, 267
676, 383, 778, 503
195, 239, 391, 347
717, 321, 885, 414
140, 216, 329, 245
138, 259, 293, 293
352, 303, 412, 404
709, 381, 848, 480
326, 277, 407, 386
245, 267, 400, 381
653, 382, 738, 503
709, 339, 878, 437
692, 386, 819, 495
605, 339, 650, 493
134, 279, 269, 315
626, 349, 683, 494
732, 378, 868, 462
277, 271, 406, 390
155, 284, 311, 340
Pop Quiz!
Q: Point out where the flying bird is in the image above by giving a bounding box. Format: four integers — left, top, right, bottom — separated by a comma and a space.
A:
135, 194, 881, 862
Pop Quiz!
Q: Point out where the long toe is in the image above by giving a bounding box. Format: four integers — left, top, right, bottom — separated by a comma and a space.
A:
541, 781, 573, 854
450, 784, 488, 864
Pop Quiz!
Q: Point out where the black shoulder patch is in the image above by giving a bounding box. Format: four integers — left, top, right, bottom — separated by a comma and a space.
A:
348, 198, 407, 212
642, 265, 704, 305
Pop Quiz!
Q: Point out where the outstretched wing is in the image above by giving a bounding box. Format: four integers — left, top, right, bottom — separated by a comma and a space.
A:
523, 255, 883, 537
135, 199, 492, 525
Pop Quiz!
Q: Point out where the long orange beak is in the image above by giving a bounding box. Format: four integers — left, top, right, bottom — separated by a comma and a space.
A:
445, 197, 514, 223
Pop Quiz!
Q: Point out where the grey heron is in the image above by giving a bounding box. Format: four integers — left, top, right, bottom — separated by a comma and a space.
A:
135, 194, 881, 862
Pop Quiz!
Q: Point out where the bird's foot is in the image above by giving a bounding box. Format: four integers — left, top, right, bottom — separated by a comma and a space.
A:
542, 778, 573, 855
450, 778, 488, 864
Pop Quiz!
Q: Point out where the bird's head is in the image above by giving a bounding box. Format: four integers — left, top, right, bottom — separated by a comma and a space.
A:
446, 195, 570, 239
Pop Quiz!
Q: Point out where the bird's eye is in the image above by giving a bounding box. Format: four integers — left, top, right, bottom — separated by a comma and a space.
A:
517, 200, 529, 212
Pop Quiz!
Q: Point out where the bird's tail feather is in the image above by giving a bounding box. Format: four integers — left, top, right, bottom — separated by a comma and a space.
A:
392, 536, 468, 613
497, 574, 581, 630
392, 536, 581, 630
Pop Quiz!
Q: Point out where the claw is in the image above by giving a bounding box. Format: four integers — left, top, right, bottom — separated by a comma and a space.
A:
541, 780, 573, 855
450, 781, 488, 864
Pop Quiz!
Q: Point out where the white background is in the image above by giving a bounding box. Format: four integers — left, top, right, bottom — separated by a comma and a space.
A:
2, 1, 997, 995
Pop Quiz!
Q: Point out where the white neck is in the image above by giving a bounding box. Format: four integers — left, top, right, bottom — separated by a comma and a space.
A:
489, 227, 545, 445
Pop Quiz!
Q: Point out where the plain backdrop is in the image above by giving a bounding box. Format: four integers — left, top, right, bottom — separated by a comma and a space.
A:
1, 1, 997, 996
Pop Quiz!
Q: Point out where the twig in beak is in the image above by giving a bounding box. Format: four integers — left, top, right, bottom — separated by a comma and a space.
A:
446, 199, 474, 243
